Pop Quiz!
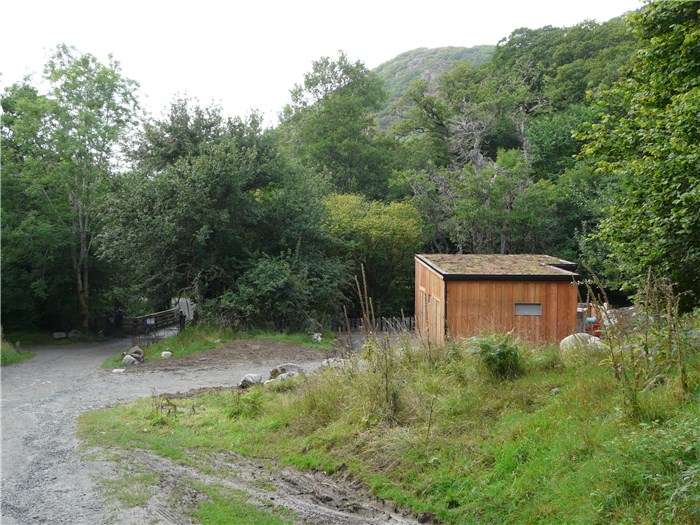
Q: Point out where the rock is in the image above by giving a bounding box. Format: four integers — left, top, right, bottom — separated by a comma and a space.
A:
125, 346, 144, 362
642, 374, 667, 392
550, 387, 561, 395
265, 371, 300, 385
559, 333, 605, 366
239, 373, 264, 388
122, 354, 137, 365
311, 332, 323, 344
53, 332, 67, 340
161, 351, 173, 358
67, 329, 85, 339
112, 368, 126, 374
276, 371, 299, 381
560, 333, 604, 352
269, 363, 305, 379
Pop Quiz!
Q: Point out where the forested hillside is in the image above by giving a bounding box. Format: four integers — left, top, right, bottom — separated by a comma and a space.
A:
2, 1, 698, 333
373, 46, 495, 127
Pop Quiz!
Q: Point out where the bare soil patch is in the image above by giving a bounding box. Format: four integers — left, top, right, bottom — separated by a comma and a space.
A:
129, 339, 333, 373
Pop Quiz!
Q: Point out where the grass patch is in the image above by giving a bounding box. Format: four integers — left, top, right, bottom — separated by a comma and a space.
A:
101, 325, 335, 368
101, 468, 160, 508
189, 482, 294, 525
80, 334, 700, 524
0, 339, 35, 366
246, 329, 335, 351
100, 324, 236, 368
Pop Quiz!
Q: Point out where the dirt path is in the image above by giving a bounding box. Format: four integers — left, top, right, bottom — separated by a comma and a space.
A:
1, 338, 415, 524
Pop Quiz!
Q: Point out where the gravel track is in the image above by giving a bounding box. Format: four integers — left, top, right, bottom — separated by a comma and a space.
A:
1, 338, 414, 524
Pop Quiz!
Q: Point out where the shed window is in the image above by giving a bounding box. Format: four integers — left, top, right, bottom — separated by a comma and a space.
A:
515, 303, 542, 316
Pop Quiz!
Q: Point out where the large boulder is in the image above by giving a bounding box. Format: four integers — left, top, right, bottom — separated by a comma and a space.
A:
269, 363, 305, 379
559, 333, 605, 366
128, 346, 144, 362
265, 371, 300, 385
238, 373, 264, 389
122, 354, 137, 365
53, 332, 67, 340
67, 329, 86, 339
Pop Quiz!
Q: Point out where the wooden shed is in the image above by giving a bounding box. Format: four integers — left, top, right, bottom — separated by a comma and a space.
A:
415, 254, 579, 345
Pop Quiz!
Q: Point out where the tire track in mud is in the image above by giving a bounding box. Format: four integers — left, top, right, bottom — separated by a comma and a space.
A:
107, 449, 417, 524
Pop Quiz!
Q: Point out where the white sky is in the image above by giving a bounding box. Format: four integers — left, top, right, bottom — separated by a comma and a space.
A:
1, 0, 642, 126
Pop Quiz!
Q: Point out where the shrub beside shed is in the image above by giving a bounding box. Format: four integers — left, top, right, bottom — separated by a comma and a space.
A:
415, 254, 579, 345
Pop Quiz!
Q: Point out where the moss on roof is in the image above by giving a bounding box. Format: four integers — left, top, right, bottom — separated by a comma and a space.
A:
417, 254, 577, 277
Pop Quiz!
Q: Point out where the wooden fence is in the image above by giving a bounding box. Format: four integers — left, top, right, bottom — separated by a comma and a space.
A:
124, 306, 181, 336
333, 316, 415, 333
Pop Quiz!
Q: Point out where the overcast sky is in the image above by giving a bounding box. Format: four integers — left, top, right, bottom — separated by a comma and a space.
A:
1, 0, 642, 125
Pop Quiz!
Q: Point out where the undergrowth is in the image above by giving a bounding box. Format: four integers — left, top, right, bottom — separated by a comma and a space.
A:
80, 329, 700, 524
0, 330, 35, 365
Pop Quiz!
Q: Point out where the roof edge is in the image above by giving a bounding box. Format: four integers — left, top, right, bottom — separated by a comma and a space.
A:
416, 254, 579, 280
442, 273, 579, 282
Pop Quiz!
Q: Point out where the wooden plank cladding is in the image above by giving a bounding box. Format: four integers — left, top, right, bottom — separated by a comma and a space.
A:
415, 254, 579, 345
415, 257, 446, 346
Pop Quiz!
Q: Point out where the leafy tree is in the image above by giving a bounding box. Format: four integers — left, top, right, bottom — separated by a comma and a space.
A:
281, 52, 397, 199
323, 194, 423, 316
1, 45, 139, 331
201, 251, 346, 331
1, 83, 76, 329
102, 99, 349, 326
100, 105, 278, 307
580, 1, 700, 307
525, 105, 596, 179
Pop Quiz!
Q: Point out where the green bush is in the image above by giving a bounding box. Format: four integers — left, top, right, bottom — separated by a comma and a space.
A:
200, 251, 346, 332
475, 335, 522, 379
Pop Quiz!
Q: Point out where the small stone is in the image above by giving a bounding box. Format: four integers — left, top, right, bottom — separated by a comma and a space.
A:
112, 368, 126, 374
311, 332, 323, 343
53, 332, 67, 340
550, 387, 561, 395
161, 351, 173, 358
68, 329, 85, 339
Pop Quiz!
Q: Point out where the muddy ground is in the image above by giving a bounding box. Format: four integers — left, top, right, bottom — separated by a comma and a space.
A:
1, 337, 416, 524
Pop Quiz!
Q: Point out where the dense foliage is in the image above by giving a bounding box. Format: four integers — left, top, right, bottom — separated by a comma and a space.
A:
2, 1, 699, 332
580, 1, 700, 307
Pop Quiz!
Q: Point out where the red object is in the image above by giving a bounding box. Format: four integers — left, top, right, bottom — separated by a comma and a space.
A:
586, 318, 601, 337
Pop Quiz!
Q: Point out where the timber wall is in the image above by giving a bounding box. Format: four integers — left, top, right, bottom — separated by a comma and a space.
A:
415, 258, 446, 346
445, 280, 578, 344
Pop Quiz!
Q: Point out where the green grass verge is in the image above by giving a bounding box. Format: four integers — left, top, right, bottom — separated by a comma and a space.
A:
0, 339, 35, 366
101, 325, 335, 368
81, 336, 700, 524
